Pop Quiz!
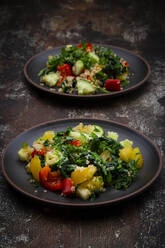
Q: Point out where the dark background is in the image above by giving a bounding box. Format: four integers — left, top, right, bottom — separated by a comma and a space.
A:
0, 0, 165, 247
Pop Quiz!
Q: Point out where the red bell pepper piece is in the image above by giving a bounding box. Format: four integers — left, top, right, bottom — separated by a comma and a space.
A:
39, 166, 63, 191
62, 178, 74, 195
104, 79, 121, 91
70, 140, 82, 147
78, 43, 82, 48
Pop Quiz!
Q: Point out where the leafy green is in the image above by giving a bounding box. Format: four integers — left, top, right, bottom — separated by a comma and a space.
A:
95, 71, 108, 83
38, 43, 130, 96
89, 136, 122, 156
121, 79, 130, 87
39, 42, 99, 77
37, 155, 45, 168
22, 142, 28, 148
43, 139, 50, 147
28, 125, 141, 192
106, 159, 139, 189
60, 163, 77, 178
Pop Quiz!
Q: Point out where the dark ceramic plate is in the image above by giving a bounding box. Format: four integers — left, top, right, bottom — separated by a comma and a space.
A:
24, 45, 150, 99
2, 118, 162, 208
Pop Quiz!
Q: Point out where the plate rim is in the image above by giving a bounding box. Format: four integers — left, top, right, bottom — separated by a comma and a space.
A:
2, 118, 162, 207
24, 44, 151, 99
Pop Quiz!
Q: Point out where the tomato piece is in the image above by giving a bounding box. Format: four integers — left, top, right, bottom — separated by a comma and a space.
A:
39, 166, 63, 191
86, 43, 93, 52
62, 178, 74, 195
87, 43, 92, 47
57, 64, 72, 87
78, 43, 93, 51
70, 140, 82, 147
31, 150, 37, 157
86, 47, 93, 52
31, 149, 47, 158
37, 149, 47, 157
57, 64, 72, 76
104, 79, 121, 91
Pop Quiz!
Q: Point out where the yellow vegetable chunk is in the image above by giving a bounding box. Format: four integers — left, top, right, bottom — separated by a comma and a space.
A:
30, 155, 42, 181
71, 165, 96, 185
42, 131, 55, 141
79, 176, 104, 191
119, 147, 143, 168
18, 146, 32, 161
119, 146, 134, 162
76, 176, 104, 200
131, 147, 143, 168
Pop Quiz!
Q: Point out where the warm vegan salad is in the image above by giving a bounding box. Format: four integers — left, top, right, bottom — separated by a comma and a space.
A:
38, 42, 130, 95
18, 123, 143, 200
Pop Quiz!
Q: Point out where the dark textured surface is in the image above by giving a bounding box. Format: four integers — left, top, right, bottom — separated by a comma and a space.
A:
0, 0, 165, 247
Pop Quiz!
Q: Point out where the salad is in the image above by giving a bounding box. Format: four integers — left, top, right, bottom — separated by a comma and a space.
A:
18, 123, 143, 200
38, 42, 130, 95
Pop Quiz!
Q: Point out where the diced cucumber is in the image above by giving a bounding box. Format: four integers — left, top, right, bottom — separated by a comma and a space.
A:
92, 125, 104, 137
116, 72, 128, 81
72, 60, 84, 76
76, 188, 91, 200
77, 79, 96, 95
65, 44, 73, 51
74, 124, 104, 138
82, 133, 92, 140
41, 71, 60, 87
107, 131, 119, 141
120, 139, 133, 148
88, 52, 100, 63
69, 131, 87, 143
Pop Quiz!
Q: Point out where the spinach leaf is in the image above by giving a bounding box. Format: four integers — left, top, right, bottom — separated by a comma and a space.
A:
106, 159, 139, 189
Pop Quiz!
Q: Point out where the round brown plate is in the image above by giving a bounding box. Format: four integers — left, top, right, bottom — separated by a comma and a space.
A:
2, 118, 162, 208
24, 45, 150, 99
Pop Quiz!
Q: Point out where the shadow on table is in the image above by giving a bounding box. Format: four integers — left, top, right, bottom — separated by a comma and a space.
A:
6, 181, 156, 222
